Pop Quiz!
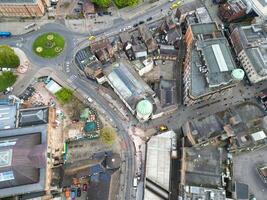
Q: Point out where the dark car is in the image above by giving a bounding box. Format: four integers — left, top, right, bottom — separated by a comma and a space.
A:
77, 187, 81, 197
82, 183, 88, 191
139, 21, 145, 25
147, 17, 152, 21
133, 23, 138, 27
98, 12, 103, 16
74, 8, 81, 12
78, 1, 83, 5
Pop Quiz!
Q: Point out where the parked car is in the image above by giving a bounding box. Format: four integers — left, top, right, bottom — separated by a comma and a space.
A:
74, 8, 81, 12
147, 17, 152, 21
139, 21, 145, 25
82, 183, 88, 191
78, 1, 83, 5
133, 23, 138, 27
64, 188, 70, 198
71, 188, 76, 199
77, 187, 81, 197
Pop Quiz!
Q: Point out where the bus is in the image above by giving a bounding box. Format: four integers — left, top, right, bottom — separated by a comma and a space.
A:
0, 32, 11, 37
24, 23, 36, 30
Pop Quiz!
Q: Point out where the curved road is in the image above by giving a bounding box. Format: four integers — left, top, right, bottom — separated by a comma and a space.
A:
0, 22, 136, 200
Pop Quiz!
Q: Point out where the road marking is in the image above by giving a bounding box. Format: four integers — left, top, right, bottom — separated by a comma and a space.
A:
67, 74, 77, 83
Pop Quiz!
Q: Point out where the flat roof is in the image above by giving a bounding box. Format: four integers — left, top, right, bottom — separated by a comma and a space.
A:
145, 131, 175, 190
0, 125, 47, 198
0, 104, 17, 130
190, 38, 236, 97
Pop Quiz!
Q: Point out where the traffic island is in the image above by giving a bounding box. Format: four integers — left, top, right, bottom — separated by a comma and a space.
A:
32, 32, 65, 58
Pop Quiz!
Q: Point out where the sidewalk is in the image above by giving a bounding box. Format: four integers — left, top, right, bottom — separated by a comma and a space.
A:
0, 18, 54, 35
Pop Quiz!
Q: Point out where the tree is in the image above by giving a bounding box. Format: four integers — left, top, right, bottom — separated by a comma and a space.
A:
114, 0, 138, 8
0, 71, 17, 92
100, 126, 117, 145
0, 45, 20, 68
91, 0, 110, 8
55, 88, 73, 105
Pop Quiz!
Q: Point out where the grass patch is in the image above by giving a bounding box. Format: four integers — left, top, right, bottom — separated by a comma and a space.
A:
55, 87, 73, 105
32, 32, 65, 58
0, 45, 20, 68
0, 72, 17, 92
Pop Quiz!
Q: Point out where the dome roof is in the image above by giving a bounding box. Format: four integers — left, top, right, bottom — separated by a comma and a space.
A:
231, 69, 245, 81
136, 100, 153, 116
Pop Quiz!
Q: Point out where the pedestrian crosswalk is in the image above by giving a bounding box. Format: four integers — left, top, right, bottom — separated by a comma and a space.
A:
67, 74, 77, 83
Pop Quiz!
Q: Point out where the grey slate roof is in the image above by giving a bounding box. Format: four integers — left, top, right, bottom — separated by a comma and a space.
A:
19, 107, 48, 127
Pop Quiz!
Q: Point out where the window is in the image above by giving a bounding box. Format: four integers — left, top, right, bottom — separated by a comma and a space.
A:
0, 171, 14, 182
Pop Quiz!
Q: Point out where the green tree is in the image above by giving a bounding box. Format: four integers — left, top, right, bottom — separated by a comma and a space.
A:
114, 0, 138, 8
0, 45, 20, 68
55, 88, 73, 105
91, 0, 110, 8
100, 126, 116, 145
0, 71, 17, 92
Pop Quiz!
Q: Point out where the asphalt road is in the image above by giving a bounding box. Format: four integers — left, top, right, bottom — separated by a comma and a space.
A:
1, 1, 267, 199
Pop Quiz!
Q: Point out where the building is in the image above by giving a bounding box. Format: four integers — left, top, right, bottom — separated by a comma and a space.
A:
75, 46, 103, 80
0, 102, 17, 130
218, 0, 247, 23
0, 125, 48, 198
179, 144, 227, 199
183, 102, 267, 152
0, 0, 49, 17
242, 0, 267, 20
183, 22, 241, 105
104, 60, 155, 121
132, 58, 154, 76
230, 22, 267, 84
83, 0, 95, 17
143, 130, 176, 200
90, 38, 114, 63
138, 24, 158, 53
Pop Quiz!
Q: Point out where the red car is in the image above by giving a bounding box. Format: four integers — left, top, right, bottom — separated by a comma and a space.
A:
82, 183, 88, 192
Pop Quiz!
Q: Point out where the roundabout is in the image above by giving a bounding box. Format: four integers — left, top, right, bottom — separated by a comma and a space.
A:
32, 32, 65, 58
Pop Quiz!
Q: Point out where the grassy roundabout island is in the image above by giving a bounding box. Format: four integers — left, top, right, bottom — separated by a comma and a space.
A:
33, 32, 65, 58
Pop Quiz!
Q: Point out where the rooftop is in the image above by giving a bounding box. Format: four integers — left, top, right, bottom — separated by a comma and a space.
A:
183, 145, 225, 188
105, 60, 155, 112
0, 125, 47, 198
144, 130, 176, 200
19, 107, 48, 127
190, 38, 236, 97
0, 103, 17, 130
242, 0, 267, 19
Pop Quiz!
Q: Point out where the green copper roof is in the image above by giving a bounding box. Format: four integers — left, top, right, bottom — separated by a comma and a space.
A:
136, 100, 153, 116
231, 69, 245, 81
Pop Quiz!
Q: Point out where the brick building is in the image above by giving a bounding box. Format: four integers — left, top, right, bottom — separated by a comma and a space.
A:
183, 22, 239, 105
218, 0, 247, 23
0, 0, 49, 17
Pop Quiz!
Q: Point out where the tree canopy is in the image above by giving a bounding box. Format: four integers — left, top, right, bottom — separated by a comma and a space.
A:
0, 45, 20, 68
100, 126, 116, 145
91, 0, 111, 8
55, 88, 73, 105
0, 72, 17, 92
114, 0, 139, 8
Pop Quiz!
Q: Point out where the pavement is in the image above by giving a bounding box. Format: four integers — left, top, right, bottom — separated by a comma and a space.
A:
0, 1, 266, 199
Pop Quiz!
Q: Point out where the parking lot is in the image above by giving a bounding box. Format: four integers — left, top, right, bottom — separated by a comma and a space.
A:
233, 147, 267, 199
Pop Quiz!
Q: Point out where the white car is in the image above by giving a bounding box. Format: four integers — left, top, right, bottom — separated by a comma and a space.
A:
87, 97, 93, 103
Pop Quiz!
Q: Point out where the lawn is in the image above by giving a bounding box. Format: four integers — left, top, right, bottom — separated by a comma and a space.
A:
0, 72, 17, 92
32, 32, 65, 58
0, 45, 20, 68
55, 88, 73, 105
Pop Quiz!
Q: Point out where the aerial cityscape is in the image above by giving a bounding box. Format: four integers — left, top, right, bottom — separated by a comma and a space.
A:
0, 0, 266, 200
